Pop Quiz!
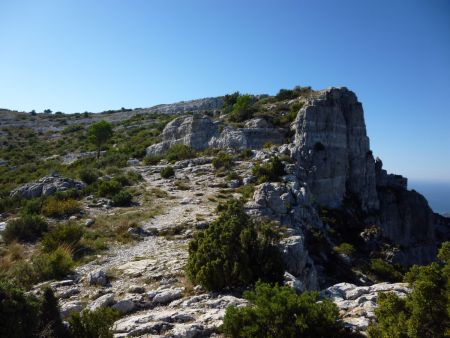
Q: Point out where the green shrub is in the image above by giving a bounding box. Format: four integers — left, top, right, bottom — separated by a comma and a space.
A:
42, 198, 81, 218
112, 190, 133, 207
212, 153, 233, 170
3, 215, 48, 243
229, 95, 255, 122
187, 199, 284, 291
32, 246, 74, 282
68, 307, 120, 338
41, 223, 84, 253
252, 156, 285, 183
79, 168, 99, 185
239, 148, 253, 159
21, 198, 42, 215
165, 144, 196, 162
370, 259, 403, 282
0, 279, 40, 338
160, 166, 175, 179
368, 243, 449, 338
275, 88, 300, 101
97, 180, 122, 197
222, 281, 345, 338
334, 242, 356, 256
143, 155, 162, 165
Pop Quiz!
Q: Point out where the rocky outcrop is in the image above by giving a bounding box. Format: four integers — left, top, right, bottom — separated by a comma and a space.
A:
146, 115, 220, 156
322, 282, 410, 332
10, 173, 85, 199
145, 97, 224, 115
146, 115, 285, 156
291, 87, 378, 211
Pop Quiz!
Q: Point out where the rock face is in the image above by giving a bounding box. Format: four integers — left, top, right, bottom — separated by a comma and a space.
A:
291, 87, 379, 212
10, 173, 85, 199
146, 115, 284, 156
322, 282, 410, 332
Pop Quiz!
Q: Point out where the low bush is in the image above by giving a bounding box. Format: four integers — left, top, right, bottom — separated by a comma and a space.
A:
334, 242, 356, 256
212, 153, 233, 170
187, 199, 284, 291
32, 246, 74, 282
79, 168, 99, 185
370, 259, 403, 282
252, 156, 285, 183
160, 166, 175, 179
68, 307, 120, 338
165, 144, 196, 162
97, 180, 122, 197
222, 281, 345, 338
112, 190, 133, 207
143, 155, 162, 165
21, 198, 42, 215
41, 223, 84, 253
368, 242, 449, 338
42, 198, 81, 218
3, 215, 48, 243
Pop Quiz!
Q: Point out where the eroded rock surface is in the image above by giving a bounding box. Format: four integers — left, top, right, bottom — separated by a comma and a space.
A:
10, 173, 85, 199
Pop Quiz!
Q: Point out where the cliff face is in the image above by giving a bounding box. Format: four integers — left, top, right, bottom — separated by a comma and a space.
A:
290, 88, 438, 265
291, 88, 379, 212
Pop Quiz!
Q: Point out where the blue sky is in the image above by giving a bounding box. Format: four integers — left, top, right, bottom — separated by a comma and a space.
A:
0, 0, 449, 181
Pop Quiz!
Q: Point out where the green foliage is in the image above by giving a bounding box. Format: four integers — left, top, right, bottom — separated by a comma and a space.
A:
38, 287, 68, 337
79, 168, 99, 184
212, 152, 234, 170
21, 198, 42, 215
222, 281, 345, 338
252, 156, 285, 183
143, 155, 162, 165
42, 197, 81, 218
334, 242, 356, 256
112, 190, 133, 206
187, 199, 284, 291
32, 246, 74, 282
0, 279, 39, 338
222, 91, 240, 114
229, 95, 255, 122
68, 307, 120, 338
370, 259, 403, 282
368, 241, 450, 338
98, 179, 122, 197
160, 166, 175, 179
3, 215, 48, 243
165, 144, 196, 162
41, 223, 84, 253
275, 88, 300, 101
87, 121, 113, 159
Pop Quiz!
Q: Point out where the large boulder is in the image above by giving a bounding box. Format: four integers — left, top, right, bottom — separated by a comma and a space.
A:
10, 173, 85, 199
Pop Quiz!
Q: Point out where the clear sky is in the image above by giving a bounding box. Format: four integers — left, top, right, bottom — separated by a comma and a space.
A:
0, 0, 449, 181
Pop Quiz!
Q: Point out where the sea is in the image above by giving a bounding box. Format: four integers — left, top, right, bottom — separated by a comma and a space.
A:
408, 180, 450, 216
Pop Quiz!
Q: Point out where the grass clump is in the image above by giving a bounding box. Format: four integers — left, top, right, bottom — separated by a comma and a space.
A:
97, 180, 122, 197
42, 198, 81, 218
41, 223, 84, 253
222, 281, 346, 338
187, 199, 284, 291
160, 166, 175, 179
79, 168, 99, 185
3, 215, 48, 243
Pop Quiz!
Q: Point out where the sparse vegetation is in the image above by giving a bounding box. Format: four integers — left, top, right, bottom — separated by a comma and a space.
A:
42, 197, 81, 218
252, 156, 285, 183
68, 307, 120, 338
369, 259, 403, 282
3, 215, 48, 243
160, 166, 175, 178
165, 144, 196, 162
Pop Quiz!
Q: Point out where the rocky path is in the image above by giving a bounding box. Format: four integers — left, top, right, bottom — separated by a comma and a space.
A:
48, 162, 247, 337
